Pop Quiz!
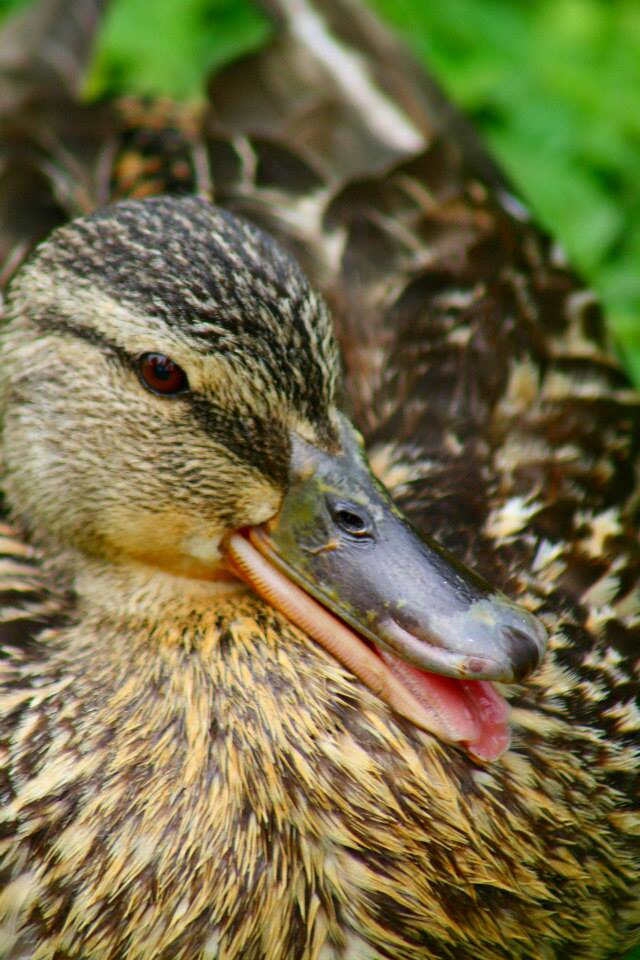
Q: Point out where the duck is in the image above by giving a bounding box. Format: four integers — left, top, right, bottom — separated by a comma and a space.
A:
0, 1, 639, 959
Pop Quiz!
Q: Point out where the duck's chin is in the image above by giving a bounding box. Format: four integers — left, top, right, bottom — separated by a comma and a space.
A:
225, 531, 510, 762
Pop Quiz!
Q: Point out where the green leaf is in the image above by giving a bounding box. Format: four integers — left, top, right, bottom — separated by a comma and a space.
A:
86, 0, 270, 100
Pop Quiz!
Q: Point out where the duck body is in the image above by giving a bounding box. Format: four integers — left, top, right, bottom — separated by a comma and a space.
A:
1, 1, 640, 958
2, 558, 636, 960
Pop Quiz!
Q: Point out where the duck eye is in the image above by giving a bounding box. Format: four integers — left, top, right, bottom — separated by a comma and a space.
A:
138, 353, 189, 396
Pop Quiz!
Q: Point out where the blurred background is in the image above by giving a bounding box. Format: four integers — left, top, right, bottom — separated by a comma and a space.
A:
0, 0, 638, 382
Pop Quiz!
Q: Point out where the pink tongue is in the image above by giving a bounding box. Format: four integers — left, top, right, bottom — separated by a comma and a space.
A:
378, 650, 510, 761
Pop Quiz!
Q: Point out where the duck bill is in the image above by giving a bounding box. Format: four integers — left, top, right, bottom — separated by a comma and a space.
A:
226, 415, 547, 761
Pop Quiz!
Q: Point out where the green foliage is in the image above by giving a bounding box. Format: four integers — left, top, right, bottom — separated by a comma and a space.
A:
86, 0, 270, 100
0, 0, 28, 13
369, 0, 640, 383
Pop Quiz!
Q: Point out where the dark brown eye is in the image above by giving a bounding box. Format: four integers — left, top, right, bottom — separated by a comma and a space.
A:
138, 353, 189, 396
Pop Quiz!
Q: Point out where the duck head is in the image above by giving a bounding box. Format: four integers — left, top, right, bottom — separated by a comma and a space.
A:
0, 195, 546, 760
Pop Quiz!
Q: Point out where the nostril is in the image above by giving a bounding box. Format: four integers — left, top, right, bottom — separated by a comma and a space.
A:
335, 508, 367, 535
504, 626, 543, 682
326, 496, 374, 539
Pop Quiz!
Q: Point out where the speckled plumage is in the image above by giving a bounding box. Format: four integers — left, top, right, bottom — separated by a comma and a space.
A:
0, 1, 639, 958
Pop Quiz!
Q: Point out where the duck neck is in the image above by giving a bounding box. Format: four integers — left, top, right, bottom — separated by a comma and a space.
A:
46, 545, 248, 634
